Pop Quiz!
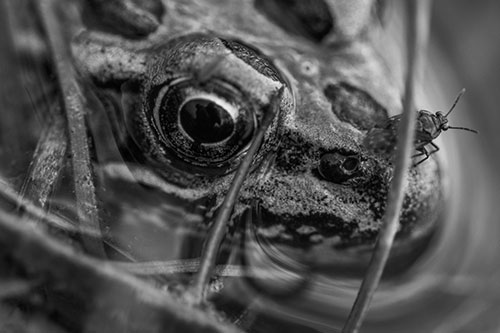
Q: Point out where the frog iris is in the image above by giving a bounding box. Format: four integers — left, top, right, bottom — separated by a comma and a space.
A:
152, 77, 256, 168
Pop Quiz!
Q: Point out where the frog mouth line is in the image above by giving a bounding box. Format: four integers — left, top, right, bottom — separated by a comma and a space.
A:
251, 201, 363, 249
244, 202, 440, 278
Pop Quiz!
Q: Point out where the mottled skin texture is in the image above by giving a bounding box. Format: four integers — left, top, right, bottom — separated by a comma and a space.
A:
73, 0, 443, 258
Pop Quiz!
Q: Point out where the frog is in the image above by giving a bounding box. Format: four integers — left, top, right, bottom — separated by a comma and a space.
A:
72, 0, 443, 269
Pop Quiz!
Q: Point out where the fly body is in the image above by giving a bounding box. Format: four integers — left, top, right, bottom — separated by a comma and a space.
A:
364, 89, 477, 165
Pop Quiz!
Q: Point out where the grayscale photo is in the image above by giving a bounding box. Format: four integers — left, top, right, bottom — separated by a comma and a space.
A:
0, 0, 498, 332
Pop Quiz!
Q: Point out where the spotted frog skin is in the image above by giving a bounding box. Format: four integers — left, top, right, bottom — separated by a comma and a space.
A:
73, 0, 443, 261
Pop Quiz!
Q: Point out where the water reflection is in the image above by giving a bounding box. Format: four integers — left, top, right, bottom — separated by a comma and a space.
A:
1, 1, 500, 332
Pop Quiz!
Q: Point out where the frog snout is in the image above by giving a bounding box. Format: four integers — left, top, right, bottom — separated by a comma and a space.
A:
317, 152, 361, 184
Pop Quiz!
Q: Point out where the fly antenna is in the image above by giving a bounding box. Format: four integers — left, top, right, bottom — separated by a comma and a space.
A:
445, 88, 466, 117
447, 126, 478, 134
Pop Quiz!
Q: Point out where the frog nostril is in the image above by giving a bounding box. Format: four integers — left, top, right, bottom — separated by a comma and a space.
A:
342, 156, 360, 173
318, 153, 360, 183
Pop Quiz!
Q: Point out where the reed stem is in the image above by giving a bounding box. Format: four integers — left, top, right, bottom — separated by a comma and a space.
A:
190, 88, 283, 304
342, 1, 433, 332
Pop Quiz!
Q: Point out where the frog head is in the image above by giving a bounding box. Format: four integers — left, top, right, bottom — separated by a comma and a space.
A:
73, 0, 443, 268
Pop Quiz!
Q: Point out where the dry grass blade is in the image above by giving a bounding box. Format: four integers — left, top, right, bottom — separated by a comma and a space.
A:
342, 1, 433, 332
117, 259, 240, 277
115, 259, 291, 279
36, 0, 105, 257
19, 107, 67, 209
0, 182, 93, 235
190, 88, 284, 304
1, 181, 138, 262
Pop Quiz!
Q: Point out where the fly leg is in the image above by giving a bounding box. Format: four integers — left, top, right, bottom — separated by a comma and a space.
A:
427, 141, 440, 156
413, 142, 440, 166
412, 147, 429, 166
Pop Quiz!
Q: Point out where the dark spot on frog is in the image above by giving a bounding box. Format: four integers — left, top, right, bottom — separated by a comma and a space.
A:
254, 0, 334, 43
323, 82, 388, 130
82, 0, 165, 38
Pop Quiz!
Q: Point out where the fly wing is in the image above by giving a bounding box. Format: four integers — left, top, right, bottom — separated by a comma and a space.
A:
363, 126, 398, 157
363, 114, 400, 157
370, 113, 401, 130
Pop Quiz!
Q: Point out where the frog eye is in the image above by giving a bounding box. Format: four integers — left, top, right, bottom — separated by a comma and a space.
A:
151, 78, 256, 169
318, 152, 361, 183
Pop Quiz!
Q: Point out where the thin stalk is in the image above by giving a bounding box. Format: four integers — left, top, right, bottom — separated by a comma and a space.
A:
0, 182, 89, 235
20, 107, 67, 208
190, 88, 284, 304
0, 182, 137, 261
342, 1, 433, 332
36, 0, 105, 257
115, 259, 291, 279
119, 259, 246, 277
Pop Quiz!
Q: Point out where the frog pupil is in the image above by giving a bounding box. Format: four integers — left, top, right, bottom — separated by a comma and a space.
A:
179, 99, 235, 143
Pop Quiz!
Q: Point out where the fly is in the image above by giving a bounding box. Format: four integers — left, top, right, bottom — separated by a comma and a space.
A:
364, 89, 478, 165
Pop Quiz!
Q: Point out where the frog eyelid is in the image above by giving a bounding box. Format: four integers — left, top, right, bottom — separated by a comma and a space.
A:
152, 83, 170, 141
